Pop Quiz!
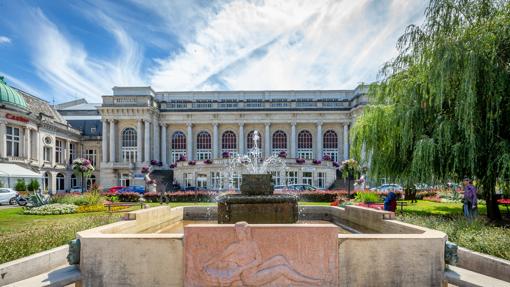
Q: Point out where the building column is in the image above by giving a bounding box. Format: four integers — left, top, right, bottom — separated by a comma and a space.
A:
187, 123, 193, 161
101, 120, 109, 163
264, 123, 271, 157
109, 119, 116, 162
161, 123, 167, 166
316, 121, 323, 160
212, 123, 219, 159
0, 121, 6, 158
343, 123, 349, 160
144, 120, 151, 162
25, 128, 31, 160
34, 130, 41, 163
290, 122, 296, 158
136, 119, 143, 163
239, 123, 244, 155
153, 118, 160, 161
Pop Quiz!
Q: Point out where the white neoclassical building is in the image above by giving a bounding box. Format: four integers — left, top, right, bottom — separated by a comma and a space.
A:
99, 86, 367, 190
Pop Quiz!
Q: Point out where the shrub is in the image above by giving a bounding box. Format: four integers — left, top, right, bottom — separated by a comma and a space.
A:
143, 191, 160, 202
354, 192, 381, 203
118, 192, 141, 202
163, 191, 218, 202
50, 192, 102, 206
416, 190, 438, 199
27, 179, 40, 192
15, 179, 26, 192
281, 190, 348, 202
24, 204, 77, 215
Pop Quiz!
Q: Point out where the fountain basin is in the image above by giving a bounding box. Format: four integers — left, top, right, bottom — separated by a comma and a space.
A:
77, 205, 447, 287
217, 194, 298, 223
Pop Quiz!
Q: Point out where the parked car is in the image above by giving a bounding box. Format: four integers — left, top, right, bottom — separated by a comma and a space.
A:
0, 188, 17, 205
370, 184, 403, 192
118, 185, 145, 194
275, 184, 320, 192
69, 186, 83, 193
108, 186, 126, 193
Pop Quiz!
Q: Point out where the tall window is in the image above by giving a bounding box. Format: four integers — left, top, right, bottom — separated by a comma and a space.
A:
316, 172, 326, 189
121, 128, 137, 162
69, 143, 77, 164
196, 131, 212, 160
323, 130, 339, 162
297, 130, 313, 159
286, 171, 298, 185
87, 175, 96, 189
56, 173, 65, 192
271, 171, 285, 186
272, 130, 287, 154
247, 130, 262, 150
222, 131, 237, 156
6, 126, 20, 157
84, 149, 97, 166
211, 171, 224, 190
71, 174, 77, 187
302, 172, 313, 185
55, 140, 64, 164
171, 131, 187, 163
43, 147, 52, 163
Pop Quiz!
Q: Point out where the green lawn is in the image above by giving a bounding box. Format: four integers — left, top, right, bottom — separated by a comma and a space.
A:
1, 200, 508, 264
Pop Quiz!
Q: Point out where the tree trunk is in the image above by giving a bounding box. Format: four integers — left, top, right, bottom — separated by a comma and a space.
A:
482, 178, 501, 220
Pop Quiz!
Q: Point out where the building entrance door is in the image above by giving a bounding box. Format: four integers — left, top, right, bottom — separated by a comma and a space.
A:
197, 174, 208, 190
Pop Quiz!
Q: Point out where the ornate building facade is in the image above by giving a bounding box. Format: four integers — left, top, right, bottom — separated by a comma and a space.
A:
98, 86, 367, 190
0, 76, 87, 192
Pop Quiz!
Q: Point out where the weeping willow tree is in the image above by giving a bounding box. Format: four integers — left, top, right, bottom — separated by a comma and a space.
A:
351, 0, 510, 220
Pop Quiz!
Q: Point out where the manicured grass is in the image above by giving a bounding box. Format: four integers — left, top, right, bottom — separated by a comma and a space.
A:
395, 200, 510, 261
397, 200, 508, 216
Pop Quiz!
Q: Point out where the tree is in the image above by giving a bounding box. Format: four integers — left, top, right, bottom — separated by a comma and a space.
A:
27, 179, 40, 192
14, 179, 26, 192
352, 0, 510, 220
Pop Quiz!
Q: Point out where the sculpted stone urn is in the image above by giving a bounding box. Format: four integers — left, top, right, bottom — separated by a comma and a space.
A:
217, 174, 298, 224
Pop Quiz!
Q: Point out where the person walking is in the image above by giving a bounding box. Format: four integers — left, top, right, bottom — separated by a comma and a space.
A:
463, 177, 478, 222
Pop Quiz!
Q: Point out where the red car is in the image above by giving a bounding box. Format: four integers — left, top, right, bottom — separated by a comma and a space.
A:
107, 186, 125, 193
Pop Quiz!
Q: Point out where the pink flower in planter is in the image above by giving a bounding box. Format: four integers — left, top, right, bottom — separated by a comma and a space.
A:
312, 159, 321, 165
322, 154, 332, 161
204, 159, 213, 164
278, 151, 287, 158
188, 160, 196, 165
295, 158, 305, 164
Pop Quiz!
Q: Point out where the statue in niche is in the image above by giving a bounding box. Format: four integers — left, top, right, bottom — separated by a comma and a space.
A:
200, 222, 321, 286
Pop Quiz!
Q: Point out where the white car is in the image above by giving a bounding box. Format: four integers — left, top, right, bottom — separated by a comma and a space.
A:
0, 188, 18, 205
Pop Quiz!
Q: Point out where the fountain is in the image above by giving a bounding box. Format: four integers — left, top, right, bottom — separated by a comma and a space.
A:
217, 131, 298, 223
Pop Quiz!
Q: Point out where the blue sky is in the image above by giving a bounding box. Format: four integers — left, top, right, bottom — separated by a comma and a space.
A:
0, 0, 426, 103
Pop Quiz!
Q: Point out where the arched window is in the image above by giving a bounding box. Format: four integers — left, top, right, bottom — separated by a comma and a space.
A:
43, 172, 49, 192
196, 131, 212, 160
272, 130, 287, 154
121, 128, 137, 162
247, 130, 262, 149
222, 131, 237, 150
56, 173, 65, 192
297, 130, 313, 159
323, 130, 339, 162
222, 131, 237, 156
171, 131, 187, 163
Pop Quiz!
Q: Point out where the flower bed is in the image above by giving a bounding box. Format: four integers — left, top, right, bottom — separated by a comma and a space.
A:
117, 192, 141, 202
355, 202, 384, 210
497, 199, 510, 204
24, 204, 78, 215
276, 190, 348, 202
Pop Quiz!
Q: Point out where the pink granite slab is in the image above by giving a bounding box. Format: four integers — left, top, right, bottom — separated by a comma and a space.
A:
184, 222, 339, 287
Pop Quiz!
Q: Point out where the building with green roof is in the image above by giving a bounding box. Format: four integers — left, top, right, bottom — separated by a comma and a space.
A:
0, 76, 27, 109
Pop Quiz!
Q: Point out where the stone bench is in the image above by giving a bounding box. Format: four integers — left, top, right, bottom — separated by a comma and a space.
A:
445, 265, 510, 287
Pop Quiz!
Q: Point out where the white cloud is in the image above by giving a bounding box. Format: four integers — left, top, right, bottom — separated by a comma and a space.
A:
0, 36, 11, 44
21, 7, 144, 102
148, 0, 427, 91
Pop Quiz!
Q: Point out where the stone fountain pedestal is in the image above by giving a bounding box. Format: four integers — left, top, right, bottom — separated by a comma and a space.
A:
217, 174, 298, 224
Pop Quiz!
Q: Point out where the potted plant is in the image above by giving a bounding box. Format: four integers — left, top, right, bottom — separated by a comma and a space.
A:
169, 163, 177, 169
278, 151, 287, 158
312, 159, 322, 165
222, 151, 230, 159
204, 159, 213, 164
72, 158, 95, 193
188, 160, 196, 165
333, 161, 340, 168
178, 155, 187, 162
295, 158, 305, 164
322, 154, 332, 161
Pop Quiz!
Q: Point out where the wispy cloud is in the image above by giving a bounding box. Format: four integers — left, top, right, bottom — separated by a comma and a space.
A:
20, 7, 144, 102
147, 0, 426, 91
0, 36, 11, 45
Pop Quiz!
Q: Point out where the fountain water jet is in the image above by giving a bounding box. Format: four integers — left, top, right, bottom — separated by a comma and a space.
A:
217, 130, 298, 223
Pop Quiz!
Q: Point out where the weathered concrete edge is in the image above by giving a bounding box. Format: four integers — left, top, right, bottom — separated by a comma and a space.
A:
0, 245, 68, 286
457, 246, 510, 283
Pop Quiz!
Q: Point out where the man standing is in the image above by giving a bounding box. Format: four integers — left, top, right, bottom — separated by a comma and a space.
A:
463, 177, 478, 221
